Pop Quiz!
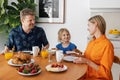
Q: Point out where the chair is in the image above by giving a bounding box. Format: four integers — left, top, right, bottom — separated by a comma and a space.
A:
112, 55, 120, 80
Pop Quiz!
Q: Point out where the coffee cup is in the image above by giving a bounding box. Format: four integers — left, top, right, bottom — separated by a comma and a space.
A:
32, 46, 39, 57
56, 50, 64, 63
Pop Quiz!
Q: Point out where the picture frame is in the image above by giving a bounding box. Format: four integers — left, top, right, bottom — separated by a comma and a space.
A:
35, 0, 65, 23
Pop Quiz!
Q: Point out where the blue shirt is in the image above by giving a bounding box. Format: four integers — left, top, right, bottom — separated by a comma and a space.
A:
6, 26, 49, 52
56, 42, 77, 54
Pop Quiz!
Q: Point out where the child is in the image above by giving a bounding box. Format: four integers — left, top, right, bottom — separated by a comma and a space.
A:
56, 28, 81, 54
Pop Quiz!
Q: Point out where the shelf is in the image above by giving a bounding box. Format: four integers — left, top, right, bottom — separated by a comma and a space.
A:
90, 0, 120, 12
91, 8, 120, 12
107, 36, 120, 41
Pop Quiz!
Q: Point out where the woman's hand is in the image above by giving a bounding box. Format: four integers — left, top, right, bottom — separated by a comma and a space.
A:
73, 57, 87, 64
73, 57, 99, 71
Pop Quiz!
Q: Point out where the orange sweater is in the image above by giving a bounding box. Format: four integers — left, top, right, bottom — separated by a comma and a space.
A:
84, 35, 114, 80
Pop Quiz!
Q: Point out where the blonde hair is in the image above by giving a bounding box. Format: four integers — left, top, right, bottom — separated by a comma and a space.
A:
58, 28, 71, 42
88, 15, 106, 34
20, 8, 35, 19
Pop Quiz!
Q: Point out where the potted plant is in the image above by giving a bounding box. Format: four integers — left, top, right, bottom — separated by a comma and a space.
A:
0, 0, 37, 34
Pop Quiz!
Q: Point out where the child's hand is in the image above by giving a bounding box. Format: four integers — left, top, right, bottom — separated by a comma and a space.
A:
74, 49, 82, 54
51, 48, 57, 50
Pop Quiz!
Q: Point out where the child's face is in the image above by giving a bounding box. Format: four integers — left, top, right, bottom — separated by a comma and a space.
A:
61, 31, 70, 42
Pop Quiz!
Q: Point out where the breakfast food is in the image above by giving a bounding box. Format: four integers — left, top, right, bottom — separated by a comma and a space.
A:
17, 63, 41, 74
46, 63, 67, 72
51, 63, 64, 68
108, 29, 120, 38
12, 52, 31, 64
109, 29, 120, 34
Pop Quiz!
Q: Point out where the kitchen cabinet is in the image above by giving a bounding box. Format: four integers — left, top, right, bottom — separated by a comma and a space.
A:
109, 37, 120, 57
108, 37, 120, 80
90, 0, 120, 9
112, 63, 120, 80
90, 0, 120, 12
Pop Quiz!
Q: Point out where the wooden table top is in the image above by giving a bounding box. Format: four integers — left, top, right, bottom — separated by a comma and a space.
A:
0, 54, 87, 80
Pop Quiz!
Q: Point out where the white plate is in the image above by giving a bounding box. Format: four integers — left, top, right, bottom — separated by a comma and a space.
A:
8, 59, 35, 66
46, 64, 67, 72
66, 51, 76, 54
22, 51, 33, 55
18, 69, 41, 76
63, 56, 78, 62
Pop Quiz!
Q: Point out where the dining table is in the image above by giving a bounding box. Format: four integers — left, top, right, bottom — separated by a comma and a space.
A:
0, 53, 87, 80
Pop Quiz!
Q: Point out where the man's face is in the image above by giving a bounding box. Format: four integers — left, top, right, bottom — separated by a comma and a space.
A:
21, 15, 35, 30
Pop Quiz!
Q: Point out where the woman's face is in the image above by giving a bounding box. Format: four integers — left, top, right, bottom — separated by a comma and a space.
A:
88, 21, 97, 35
61, 31, 70, 43
87, 21, 97, 35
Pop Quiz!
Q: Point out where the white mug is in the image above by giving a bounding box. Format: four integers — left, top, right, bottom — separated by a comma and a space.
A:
32, 46, 39, 57
56, 50, 64, 62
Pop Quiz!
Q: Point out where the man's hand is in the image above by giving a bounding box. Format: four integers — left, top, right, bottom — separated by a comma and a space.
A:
0, 46, 10, 54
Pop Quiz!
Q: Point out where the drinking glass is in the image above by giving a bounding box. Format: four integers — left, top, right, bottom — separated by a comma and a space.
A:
48, 50, 54, 62
5, 52, 13, 60
41, 50, 48, 58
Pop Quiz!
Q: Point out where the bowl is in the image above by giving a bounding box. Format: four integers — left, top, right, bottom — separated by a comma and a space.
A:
108, 34, 120, 38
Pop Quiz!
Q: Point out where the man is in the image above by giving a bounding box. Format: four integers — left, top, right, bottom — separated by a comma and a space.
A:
1, 8, 49, 54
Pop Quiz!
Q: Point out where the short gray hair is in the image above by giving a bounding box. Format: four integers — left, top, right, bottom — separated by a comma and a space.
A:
20, 8, 35, 19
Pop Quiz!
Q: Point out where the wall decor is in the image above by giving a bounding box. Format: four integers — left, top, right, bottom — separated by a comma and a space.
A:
35, 0, 65, 23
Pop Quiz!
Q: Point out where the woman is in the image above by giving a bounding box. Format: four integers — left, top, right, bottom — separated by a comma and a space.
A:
73, 15, 114, 80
